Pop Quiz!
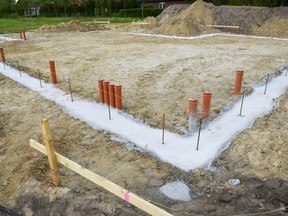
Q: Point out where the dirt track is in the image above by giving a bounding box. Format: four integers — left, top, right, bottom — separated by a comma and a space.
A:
0, 27, 288, 215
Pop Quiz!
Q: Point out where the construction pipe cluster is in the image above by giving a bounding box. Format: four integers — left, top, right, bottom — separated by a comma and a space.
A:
98, 80, 122, 110
19, 29, 27, 40
188, 69, 244, 126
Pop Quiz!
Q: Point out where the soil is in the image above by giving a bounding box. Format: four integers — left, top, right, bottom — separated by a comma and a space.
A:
151, 0, 288, 37
38, 20, 108, 32
1, 4, 288, 215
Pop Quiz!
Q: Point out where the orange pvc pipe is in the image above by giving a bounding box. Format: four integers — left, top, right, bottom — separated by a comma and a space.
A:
114, 85, 122, 110
0, 48, 5, 62
98, 80, 104, 103
23, 30, 27, 41
19, 30, 23, 39
103, 81, 110, 105
49, 61, 57, 84
108, 83, 116, 108
202, 91, 212, 119
234, 69, 244, 95
188, 98, 198, 117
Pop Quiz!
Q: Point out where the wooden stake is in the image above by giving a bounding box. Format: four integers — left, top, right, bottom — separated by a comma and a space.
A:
206, 24, 239, 29
162, 114, 165, 144
38, 69, 42, 88
239, 90, 245, 116
196, 118, 203, 150
17, 61, 22, 77
30, 139, 172, 216
68, 78, 73, 102
40, 118, 61, 186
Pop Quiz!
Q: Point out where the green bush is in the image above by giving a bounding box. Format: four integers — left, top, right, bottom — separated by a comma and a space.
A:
119, 8, 163, 18
9, 13, 20, 19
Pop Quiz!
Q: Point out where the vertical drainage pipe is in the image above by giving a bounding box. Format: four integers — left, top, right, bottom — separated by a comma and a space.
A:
234, 69, 244, 95
98, 80, 104, 103
108, 83, 115, 107
19, 30, 23, 39
0, 48, 6, 62
189, 98, 198, 117
103, 80, 110, 105
188, 98, 198, 131
114, 85, 123, 110
202, 91, 212, 119
49, 61, 57, 84
23, 30, 27, 41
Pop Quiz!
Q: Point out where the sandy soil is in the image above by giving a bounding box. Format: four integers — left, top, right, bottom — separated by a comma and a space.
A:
3, 30, 288, 134
0, 29, 288, 215
152, 0, 288, 37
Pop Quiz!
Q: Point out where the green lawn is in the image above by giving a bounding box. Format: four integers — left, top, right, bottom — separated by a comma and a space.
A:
0, 17, 141, 34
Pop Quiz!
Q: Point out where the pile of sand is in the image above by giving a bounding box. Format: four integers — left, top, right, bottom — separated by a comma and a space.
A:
211, 5, 288, 35
253, 17, 288, 37
38, 20, 107, 32
154, 0, 216, 36
143, 16, 157, 26
153, 0, 288, 37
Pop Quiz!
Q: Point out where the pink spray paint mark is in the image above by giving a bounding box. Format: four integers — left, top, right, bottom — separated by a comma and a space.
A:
124, 191, 129, 202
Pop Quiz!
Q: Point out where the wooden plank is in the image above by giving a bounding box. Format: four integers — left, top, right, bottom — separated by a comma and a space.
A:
40, 118, 61, 186
30, 139, 173, 216
131, 22, 152, 28
206, 25, 239, 29
82, 20, 110, 25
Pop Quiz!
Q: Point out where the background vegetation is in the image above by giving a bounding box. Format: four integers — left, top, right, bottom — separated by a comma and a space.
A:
0, 17, 141, 34
0, 0, 287, 19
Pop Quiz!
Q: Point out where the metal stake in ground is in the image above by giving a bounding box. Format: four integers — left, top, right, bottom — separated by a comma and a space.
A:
108, 104, 111, 120
196, 118, 203, 151
239, 90, 246, 116
264, 73, 270, 95
162, 114, 165, 144
68, 78, 73, 102
38, 69, 42, 88
17, 61, 22, 77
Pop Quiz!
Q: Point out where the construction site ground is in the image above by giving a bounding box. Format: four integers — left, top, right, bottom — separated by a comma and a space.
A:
0, 30, 288, 215
0, 28, 288, 215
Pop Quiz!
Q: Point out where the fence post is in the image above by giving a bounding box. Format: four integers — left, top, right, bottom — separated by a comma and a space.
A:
40, 118, 61, 186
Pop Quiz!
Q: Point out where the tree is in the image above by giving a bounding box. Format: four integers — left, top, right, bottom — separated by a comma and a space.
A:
0, 0, 16, 16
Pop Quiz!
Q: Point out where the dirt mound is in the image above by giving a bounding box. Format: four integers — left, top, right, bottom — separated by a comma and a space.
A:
144, 16, 157, 26
153, 1, 288, 37
211, 6, 288, 35
154, 0, 216, 36
253, 17, 288, 37
38, 20, 107, 32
